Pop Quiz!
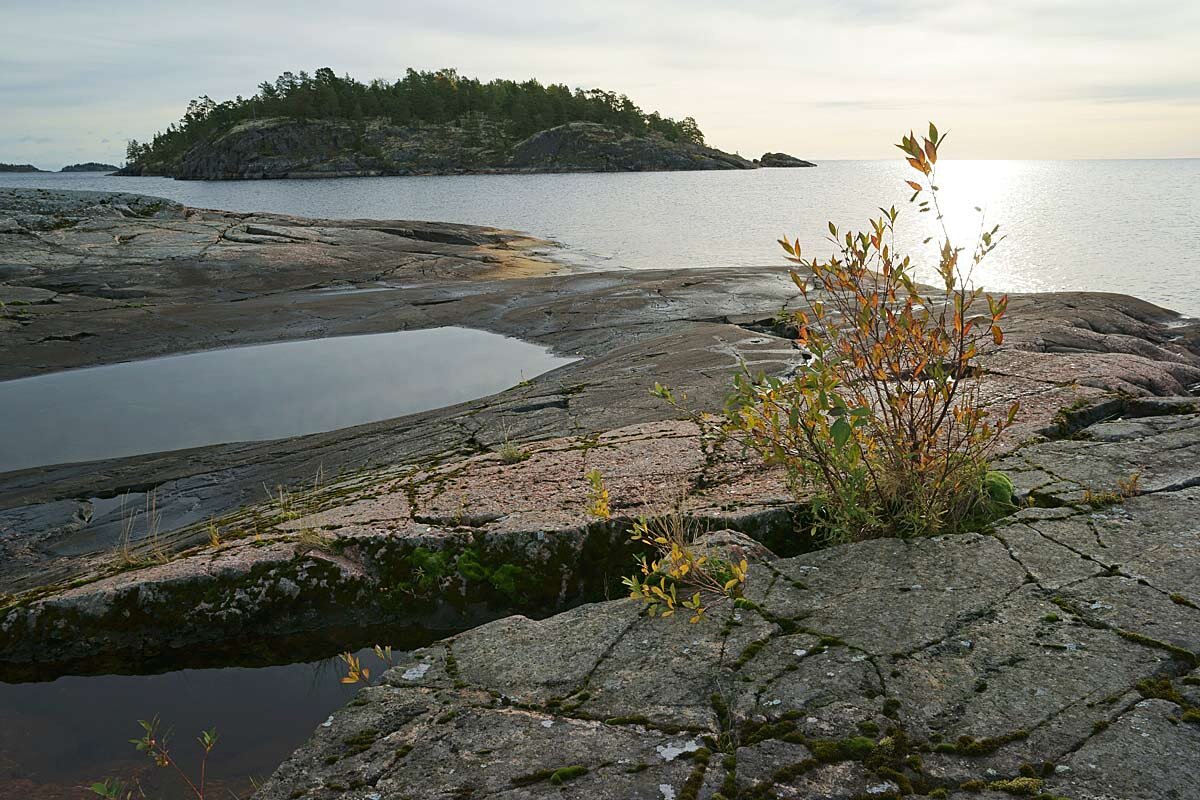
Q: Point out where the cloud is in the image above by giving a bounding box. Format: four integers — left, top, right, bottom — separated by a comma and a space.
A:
1, 0, 1197, 166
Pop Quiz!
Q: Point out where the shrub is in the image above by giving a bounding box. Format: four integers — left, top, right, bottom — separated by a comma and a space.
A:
622, 513, 748, 622
662, 124, 1019, 543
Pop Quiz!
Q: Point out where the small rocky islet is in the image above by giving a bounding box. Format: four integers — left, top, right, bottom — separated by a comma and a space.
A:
757, 152, 816, 168
1, 186, 1198, 799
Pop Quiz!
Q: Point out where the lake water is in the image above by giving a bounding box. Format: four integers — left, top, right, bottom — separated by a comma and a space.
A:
0, 327, 574, 473
0, 640, 431, 800
3, 160, 1199, 315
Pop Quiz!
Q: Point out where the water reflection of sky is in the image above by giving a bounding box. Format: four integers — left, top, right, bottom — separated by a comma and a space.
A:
0, 646, 383, 799
0, 327, 575, 472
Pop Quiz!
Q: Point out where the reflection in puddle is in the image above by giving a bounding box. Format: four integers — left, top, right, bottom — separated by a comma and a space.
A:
308, 283, 403, 296
0, 327, 575, 472
0, 636, 436, 800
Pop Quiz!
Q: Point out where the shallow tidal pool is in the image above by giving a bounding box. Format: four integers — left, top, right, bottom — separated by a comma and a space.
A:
0, 326, 575, 473
0, 639, 433, 800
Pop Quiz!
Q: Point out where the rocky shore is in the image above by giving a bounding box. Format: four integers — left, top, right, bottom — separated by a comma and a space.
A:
0, 187, 561, 379
1, 189, 1198, 798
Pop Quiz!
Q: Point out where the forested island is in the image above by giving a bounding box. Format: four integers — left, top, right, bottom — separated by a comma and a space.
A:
0, 163, 44, 172
118, 68, 802, 179
61, 162, 119, 172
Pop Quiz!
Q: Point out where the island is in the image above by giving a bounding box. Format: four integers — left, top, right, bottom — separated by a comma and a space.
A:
116, 68, 812, 179
60, 162, 119, 172
0, 163, 44, 172
759, 151, 817, 167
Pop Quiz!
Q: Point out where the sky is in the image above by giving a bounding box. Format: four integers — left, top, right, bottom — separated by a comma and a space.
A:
2, 0, 1198, 167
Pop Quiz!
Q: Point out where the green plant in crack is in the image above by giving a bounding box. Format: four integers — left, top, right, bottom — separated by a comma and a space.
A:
623, 513, 748, 622
409, 547, 453, 591
510, 765, 588, 786
1080, 470, 1142, 508
455, 547, 531, 602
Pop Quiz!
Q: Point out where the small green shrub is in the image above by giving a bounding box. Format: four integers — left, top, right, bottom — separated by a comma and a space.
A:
585, 469, 611, 519
496, 438, 530, 464
409, 547, 452, 590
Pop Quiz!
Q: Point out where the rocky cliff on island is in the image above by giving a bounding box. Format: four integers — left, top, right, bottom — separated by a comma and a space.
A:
117, 68, 800, 179
120, 118, 756, 180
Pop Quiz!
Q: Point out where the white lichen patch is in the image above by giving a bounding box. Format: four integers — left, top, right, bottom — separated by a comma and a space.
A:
401, 662, 431, 681
656, 737, 701, 761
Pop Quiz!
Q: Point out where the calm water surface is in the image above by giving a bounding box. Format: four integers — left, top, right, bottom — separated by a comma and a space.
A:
0, 327, 574, 472
0, 644, 416, 800
4, 161, 1198, 314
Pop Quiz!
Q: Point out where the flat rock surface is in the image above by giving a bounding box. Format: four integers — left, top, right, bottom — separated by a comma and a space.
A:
0, 419, 797, 676
252, 414, 1200, 798
3, 189, 1200, 670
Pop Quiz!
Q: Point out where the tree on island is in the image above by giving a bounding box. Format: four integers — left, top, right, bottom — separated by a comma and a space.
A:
124, 67, 708, 170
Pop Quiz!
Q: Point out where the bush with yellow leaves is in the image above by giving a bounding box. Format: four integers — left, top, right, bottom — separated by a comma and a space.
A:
621, 515, 748, 623
657, 124, 1019, 546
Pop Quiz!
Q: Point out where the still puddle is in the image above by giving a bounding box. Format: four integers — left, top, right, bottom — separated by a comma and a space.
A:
0, 630, 444, 800
0, 327, 574, 473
